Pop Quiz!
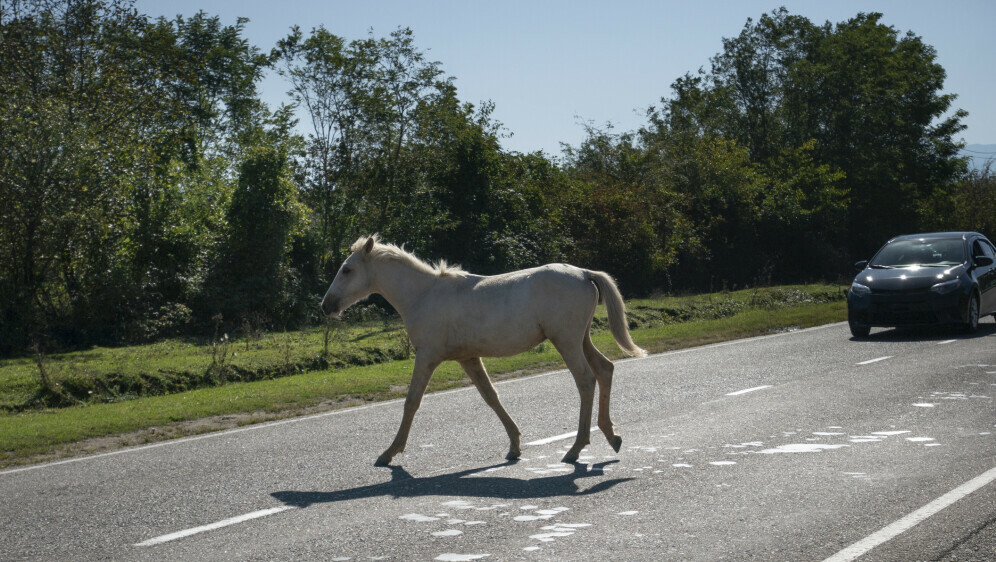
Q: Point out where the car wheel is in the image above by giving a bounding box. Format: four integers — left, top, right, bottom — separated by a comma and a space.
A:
962, 292, 980, 334
849, 319, 871, 338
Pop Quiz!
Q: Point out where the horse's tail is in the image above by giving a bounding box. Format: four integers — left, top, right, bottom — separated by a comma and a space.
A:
587, 271, 648, 358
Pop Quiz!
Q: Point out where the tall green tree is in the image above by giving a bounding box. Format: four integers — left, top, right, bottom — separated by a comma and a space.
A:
0, 1, 282, 353
0, 0, 170, 350
202, 145, 306, 325
272, 26, 451, 271
789, 12, 967, 257
658, 8, 966, 268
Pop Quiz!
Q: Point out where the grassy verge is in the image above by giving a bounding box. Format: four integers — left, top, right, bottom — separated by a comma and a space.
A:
0, 285, 846, 468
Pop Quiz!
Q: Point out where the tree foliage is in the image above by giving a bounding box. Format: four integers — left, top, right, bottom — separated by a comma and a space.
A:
0, 3, 977, 356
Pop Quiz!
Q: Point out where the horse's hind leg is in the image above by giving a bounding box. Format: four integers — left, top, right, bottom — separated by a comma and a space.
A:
551, 338, 597, 464
584, 332, 622, 453
459, 358, 522, 460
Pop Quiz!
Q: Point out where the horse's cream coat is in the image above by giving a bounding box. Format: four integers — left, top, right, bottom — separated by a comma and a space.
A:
322, 235, 647, 466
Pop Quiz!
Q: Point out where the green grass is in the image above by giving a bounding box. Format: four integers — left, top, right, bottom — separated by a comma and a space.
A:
0, 284, 846, 468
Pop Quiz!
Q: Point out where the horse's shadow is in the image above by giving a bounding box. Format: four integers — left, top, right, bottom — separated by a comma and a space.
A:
272, 460, 632, 508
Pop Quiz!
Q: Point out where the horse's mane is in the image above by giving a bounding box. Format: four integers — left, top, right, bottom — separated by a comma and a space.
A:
351, 235, 467, 278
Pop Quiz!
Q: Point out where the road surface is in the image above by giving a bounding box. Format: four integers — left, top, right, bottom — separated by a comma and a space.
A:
1, 320, 994, 561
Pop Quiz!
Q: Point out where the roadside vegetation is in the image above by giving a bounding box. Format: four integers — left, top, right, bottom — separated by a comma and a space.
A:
0, 285, 844, 468
1, 2, 982, 361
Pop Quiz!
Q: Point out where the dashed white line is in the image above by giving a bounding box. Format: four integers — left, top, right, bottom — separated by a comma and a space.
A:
823, 465, 996, 562
524, 431, 581, 447
134, 506, 294, 547
726, 385, 773, 396
856, 356, 893, 366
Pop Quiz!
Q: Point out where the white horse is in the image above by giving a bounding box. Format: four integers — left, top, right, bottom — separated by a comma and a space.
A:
321, 235, 647, 466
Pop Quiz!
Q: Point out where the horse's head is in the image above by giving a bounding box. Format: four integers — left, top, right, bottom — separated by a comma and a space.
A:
321, 236, 377, 318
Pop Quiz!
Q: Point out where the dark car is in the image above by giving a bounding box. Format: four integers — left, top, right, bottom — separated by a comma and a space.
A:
847, 232, 996, 337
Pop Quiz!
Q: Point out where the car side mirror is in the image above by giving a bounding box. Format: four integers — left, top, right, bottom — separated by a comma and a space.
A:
974, 255, 994, 267
854, 260, 869, 271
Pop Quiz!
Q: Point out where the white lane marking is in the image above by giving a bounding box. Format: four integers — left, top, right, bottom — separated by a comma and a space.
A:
856, 356, 893, 365
937, 339, 957, 345
726, 385, 773, 396
134, 506, 294, 547
1, 322, 846, 477
823, 465, 996, 562
524, 431, 580, 447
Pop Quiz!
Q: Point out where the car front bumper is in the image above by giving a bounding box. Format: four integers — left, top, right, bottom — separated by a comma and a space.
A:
847, 288, 966, 327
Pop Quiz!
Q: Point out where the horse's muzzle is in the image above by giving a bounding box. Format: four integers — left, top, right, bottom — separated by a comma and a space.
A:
321, 297, 340, 318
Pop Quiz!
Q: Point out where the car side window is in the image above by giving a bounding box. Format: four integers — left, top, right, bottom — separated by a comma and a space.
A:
980, 240, 996, 260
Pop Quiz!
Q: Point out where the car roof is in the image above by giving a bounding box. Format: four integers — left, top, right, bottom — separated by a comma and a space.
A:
888, 232, 984, 243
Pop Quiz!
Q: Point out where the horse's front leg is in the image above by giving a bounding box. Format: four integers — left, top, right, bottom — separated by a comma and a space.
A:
376, 354, 440, 466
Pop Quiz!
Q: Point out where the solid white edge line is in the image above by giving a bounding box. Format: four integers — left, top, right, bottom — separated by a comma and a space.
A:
856, 355, 893, 365
134, 506, 294, 547
726, 385, 773, 396
823, 465, 996, 562
1, 321, 846, 476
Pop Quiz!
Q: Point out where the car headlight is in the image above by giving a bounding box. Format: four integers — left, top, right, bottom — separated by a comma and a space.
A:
850, 282, 871, 296
930, 278, 961, 295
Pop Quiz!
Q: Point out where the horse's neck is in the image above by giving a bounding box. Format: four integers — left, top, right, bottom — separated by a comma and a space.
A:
371, 260, 436, 320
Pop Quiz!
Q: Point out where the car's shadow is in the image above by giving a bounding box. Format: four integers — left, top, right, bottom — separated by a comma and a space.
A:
271, 460, 633, 509
850, 318, 996, 342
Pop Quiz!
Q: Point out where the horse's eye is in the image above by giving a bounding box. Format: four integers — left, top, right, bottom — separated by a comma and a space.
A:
341, 266, 352, 275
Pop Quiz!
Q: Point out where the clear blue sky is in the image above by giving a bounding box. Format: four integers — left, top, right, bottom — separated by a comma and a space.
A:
136, 0, 995, 157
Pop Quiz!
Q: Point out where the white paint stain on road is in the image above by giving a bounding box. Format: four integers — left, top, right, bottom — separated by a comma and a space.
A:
400, 513, 440, 522
758, 444, 850, 454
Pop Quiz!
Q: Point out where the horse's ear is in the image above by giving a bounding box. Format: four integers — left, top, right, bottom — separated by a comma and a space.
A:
363, 237, 375, 254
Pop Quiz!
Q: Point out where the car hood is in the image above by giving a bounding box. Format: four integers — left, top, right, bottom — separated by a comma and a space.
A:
855, 264, 966, 291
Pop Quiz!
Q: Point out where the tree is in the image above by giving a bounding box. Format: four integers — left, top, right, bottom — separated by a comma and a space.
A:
0, 0, 172, 350
944, 163, 996, 238
560, 124, 679, 294
272, 26, 451, 271
0, 1, 282, 353
791, 12, 967, 257
202, 146, 305, 325
655, 8, 967, 273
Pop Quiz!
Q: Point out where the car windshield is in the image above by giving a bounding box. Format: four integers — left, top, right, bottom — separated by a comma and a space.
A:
870, 238, 966, 268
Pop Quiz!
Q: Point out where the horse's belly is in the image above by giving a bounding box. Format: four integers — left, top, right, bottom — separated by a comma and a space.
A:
444, 324, 545, 360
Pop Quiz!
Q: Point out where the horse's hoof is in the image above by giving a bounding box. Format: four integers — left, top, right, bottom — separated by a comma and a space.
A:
561, 451, 579, 464
374, 454, 392, 467
610, 435, 622, 453
506, 450, 521, 460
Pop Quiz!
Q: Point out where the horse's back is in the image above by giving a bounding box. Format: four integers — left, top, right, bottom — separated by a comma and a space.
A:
415, 264, 597, 360
474, 263, 594, 308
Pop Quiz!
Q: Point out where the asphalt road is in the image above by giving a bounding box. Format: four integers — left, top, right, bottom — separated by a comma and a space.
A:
1, 319, 994, 561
